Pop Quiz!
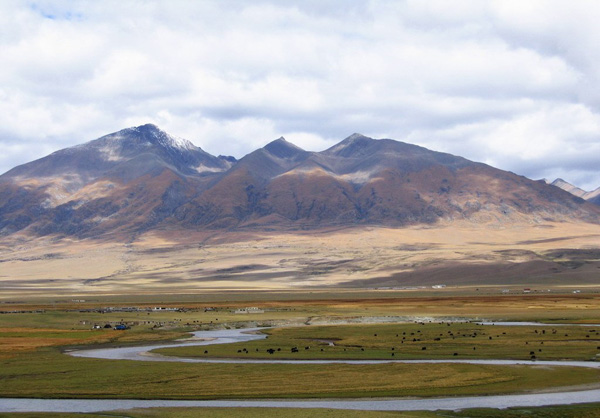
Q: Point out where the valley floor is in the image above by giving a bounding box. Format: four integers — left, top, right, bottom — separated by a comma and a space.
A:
1, 220, 600, 296
3, 292, 600, 415
2, 220, 600, 416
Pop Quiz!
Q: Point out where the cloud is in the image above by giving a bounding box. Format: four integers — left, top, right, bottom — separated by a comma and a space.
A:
1, 0, 599, 190
407, 102, 600, 190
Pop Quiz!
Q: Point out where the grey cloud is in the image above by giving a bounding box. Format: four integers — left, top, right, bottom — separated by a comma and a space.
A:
0, 0, 599, 191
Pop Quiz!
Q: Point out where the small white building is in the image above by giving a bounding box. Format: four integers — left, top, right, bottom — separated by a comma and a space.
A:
234, 307, 264, 314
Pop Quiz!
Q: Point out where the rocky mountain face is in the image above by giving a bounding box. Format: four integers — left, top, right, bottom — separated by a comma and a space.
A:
1, 125, 599, 238
549, 178, 600, 205
0, 124, 233, 236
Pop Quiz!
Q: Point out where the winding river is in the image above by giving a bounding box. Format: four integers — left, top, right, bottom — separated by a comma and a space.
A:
3, 324, 600, 413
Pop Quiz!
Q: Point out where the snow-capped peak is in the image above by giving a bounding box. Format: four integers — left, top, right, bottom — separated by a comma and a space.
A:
326, 133, 372, 154
133, 124, 197, 151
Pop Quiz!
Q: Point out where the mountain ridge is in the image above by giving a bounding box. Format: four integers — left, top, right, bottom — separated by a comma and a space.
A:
548, 178, 600, 204
1, 125, 599, 238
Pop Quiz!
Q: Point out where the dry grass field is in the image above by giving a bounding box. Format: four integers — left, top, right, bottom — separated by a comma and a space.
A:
1, 220, 600, 415
1, 220, 600, 296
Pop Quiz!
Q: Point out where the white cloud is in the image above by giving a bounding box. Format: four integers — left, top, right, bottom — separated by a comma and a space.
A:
407, 102, 600, 190
0, 0, 599, 190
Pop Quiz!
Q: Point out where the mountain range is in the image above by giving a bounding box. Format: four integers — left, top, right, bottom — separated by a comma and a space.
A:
547, 178, 600, 205
1, 124, 599, 239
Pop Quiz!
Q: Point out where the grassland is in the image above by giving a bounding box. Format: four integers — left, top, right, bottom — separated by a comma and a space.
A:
2, 218, 600, 417
2, 221, 600, 296
5, 345, 600, 399
3, 292, 600, 415
157, 322, 600, 361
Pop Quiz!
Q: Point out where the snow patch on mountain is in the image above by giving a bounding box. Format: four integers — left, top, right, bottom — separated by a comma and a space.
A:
135, 124, 197, 151
339, 169, 381, 184
99, 144, 126, 162
195, 164, 226, 174
326, 133, 368, 154
156, 131, 196, 151
277, 167, 381, 185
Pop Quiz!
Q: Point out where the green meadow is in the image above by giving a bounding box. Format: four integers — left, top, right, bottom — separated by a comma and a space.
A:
2, 292, 600, 416
158, 322, 600, 361
3, 345, 597, 399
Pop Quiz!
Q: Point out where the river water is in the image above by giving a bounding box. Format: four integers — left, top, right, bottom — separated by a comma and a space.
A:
3, 324, 600, 412
3, 390, 600, 413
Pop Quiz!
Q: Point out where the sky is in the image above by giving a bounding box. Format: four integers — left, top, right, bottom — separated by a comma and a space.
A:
2, 1, 600, 191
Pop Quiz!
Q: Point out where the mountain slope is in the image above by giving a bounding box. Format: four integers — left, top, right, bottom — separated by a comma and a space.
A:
550, 178, 588, 198
1, 128, 599, 238
179, 133, 599, 229
585, 187, 600, 203
0, 124, 232, 236
549, 178, 600, 205
259, 134, 598, 227
176, 137, 312, 227
587, 193, 600, 205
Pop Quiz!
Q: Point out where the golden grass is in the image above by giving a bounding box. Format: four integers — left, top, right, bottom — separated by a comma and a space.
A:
0, 326, 187, 360
1, 220, 600, 296
0, 328, 112, 358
